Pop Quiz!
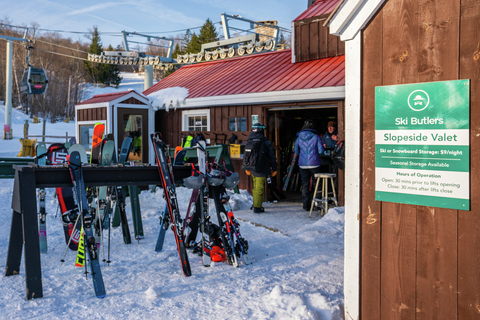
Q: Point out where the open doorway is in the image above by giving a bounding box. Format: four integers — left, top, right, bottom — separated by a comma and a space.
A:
267, 106, 338, 202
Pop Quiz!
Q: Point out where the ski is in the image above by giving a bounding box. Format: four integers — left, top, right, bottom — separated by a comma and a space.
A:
50, 143, 81, 251
151, 132, 191, 277
223, 198, 251, 265
128, 185, 144, 241
112, 137, 132, 228
282, 153, 298, 191
182, 188, 200, 248
68, 150, 106, 298
210, 184, 238, 267
36, 142, 48, 253
110, 143, 132, 245
155, 202, 169, 252
197, 141, 212, 267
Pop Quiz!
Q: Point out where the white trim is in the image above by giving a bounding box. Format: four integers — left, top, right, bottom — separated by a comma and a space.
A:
343, 32, 361, 320
75, 102, 110, 110
116, 103, 150, 110
108, 91, 149, 105
178, 86, 345, 109
181, 109, 211, 131
291, 21, 296, 63
330, 0, 386, 41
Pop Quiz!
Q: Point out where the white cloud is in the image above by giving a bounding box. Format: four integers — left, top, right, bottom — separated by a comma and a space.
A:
66, 2, 121, 16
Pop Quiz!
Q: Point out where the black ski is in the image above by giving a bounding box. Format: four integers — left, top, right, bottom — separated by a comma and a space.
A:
151, 133, 191, 277
68, 151, 106, 298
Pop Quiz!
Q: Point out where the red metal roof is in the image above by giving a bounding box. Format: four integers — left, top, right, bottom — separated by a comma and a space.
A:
294, 0, 342, 21
143, 49, 345, 99
77, 90, 139, 105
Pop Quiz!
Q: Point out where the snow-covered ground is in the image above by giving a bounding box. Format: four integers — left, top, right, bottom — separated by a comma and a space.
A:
0, 78, 344, 319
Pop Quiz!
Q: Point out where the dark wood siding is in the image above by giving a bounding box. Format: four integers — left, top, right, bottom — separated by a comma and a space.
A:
155, 100, 345, 198
76, 107, 107, 121
294, 15, 345, 63
361, 0, 480, 318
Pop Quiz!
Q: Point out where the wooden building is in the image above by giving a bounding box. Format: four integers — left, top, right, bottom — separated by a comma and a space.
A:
75, 90, 153, 164
144, 0, 346, 198
329, 0, 480, 319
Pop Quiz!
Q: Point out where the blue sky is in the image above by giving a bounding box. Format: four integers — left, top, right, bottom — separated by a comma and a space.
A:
3, 0, 307, 47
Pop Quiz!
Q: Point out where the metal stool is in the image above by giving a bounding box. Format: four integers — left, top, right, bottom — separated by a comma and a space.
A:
309, 173, 337, 218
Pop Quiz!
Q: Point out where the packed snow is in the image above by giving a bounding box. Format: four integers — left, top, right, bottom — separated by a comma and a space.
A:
0, 75, 344, 319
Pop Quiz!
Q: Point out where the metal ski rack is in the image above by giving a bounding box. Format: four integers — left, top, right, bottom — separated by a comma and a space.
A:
176, 13, 280, 64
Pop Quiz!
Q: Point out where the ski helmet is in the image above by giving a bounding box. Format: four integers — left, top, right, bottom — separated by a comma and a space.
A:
252, 123, 266, 133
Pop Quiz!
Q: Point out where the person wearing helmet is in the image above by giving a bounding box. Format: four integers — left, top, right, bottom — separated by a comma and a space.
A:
244, 123, 278, 214
294, 119, 325, 211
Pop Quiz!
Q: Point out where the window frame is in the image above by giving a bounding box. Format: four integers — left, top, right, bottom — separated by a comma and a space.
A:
181, 109, 211, 132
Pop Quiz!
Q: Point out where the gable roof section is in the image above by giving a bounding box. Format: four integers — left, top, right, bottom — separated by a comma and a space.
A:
143, 49, 345, 99
77, 90, 148, 105
329, 0, 386, 41
294, 0, 343, 21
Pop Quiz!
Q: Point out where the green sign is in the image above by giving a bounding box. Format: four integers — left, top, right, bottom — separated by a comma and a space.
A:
375, 80, 470, 210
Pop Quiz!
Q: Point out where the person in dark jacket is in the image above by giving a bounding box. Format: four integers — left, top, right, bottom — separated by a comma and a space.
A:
322, 121, 338, 154
244, 123, 278, 213
294, 119, 325, 211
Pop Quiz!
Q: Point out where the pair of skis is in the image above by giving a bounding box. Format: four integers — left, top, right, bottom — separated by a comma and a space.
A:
209, 185, 251, 267
67, 150, 106, 298
151, 133, 192, 277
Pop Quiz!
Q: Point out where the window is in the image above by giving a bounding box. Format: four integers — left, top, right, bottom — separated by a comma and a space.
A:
229, 117, 247, 131
123, 114, 143, 162
182, 110, 210, 132
79, 121, 106, 150
79, 124, 95, 150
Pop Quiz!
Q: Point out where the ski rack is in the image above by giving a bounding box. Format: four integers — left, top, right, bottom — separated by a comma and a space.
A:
86, 13, 281, 70
176, 13, 280, 64
87, 31, 175, 71
5, 163, 194, 300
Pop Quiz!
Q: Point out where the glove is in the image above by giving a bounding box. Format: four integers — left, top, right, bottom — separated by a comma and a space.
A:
245, 170, 251, 175
271, 170, 277, 177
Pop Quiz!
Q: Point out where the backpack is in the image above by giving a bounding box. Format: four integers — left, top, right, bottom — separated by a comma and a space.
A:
241, 138, 267, 172
331, 140, 345, 170
191, 132, 206, 146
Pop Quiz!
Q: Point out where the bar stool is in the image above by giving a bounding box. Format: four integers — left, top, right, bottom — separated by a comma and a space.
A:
309, 173, 337, 218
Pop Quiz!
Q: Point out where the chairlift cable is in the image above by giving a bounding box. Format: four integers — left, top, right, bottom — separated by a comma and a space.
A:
34, 39, 89, 53
33, 47, 90, 61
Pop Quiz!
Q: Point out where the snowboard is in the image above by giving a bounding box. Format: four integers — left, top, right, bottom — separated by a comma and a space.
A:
89, 122, 105, 164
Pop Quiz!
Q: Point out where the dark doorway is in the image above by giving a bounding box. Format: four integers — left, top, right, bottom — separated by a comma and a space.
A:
267, 106, 337, 201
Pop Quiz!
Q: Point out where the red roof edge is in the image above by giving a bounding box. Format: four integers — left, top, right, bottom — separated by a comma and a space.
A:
293, 0, 342, 22
77, 89, 147, 105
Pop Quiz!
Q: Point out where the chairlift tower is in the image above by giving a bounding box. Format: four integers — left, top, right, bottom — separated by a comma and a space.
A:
0, 28, 30, 139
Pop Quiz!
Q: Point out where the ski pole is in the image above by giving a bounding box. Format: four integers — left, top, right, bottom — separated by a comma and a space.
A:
60, 212, 80, 263
95, 191, 105, 265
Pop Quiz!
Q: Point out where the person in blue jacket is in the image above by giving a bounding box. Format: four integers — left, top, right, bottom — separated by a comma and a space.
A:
294, 119, 325, 211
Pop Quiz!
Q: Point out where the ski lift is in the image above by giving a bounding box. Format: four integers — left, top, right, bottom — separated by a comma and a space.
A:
20, 46, 48, 95
20, 66, 48, 94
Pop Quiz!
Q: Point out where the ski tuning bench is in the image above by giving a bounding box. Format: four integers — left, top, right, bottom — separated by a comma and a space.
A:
5, 163, 194, 300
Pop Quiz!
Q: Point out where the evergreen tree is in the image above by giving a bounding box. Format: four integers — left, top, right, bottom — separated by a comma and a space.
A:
172, 43, 183, 58
84, 26, 121, 87
182, 29, 192, 51
186, 33, 201, 53
198, 18, 218, 44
